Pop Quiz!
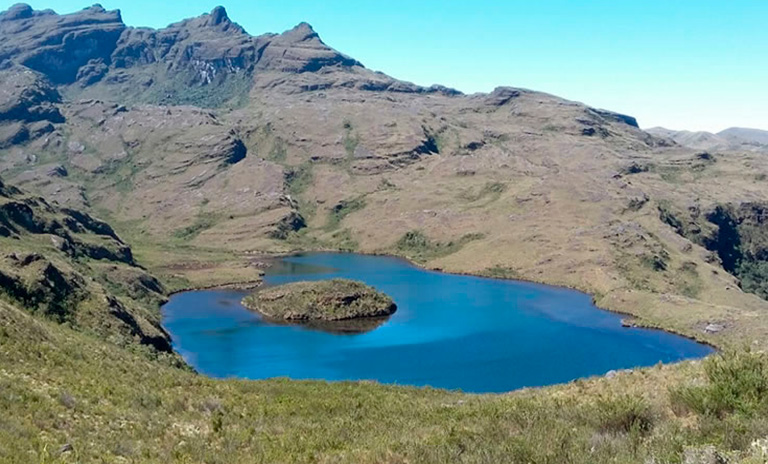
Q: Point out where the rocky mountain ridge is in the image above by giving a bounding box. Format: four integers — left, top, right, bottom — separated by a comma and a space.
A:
0, 3, 459, 107
0, 3, 656, 247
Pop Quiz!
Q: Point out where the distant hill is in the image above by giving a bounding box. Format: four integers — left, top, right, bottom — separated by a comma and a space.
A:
647, 126, 768, 152
719, 127, 768, 146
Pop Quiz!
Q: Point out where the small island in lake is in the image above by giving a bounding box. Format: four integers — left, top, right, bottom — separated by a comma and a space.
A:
242, 279, 397, 329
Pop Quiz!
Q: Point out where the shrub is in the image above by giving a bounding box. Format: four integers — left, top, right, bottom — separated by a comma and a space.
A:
394, 230, 484, 262
595, 395, 655, 435
671, 351, 768, 418
284, 164, 313, 196
172, 213, 219, 240
326, 197, 366, 230
737, 261, 768, 300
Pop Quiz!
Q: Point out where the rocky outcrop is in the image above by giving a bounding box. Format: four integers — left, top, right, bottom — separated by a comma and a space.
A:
105, 295, 172, 352
0, 66, 63, 148
267, 210, 307, 240
0, 252, 83, 320
0, 177, 172, 351
705, 203, 768, 272
0, 67, 63, 123
0, 4, 126, 84
243, 278, 397, 322
255, 22, 361, 74
0, 184, 134, 264
658, 199, 768, 300
0, 4, 464, 106
589, 108, 639, 128
484, 87, 522, 106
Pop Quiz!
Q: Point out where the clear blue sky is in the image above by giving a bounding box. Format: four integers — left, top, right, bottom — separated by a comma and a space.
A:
5, 0, 768, 132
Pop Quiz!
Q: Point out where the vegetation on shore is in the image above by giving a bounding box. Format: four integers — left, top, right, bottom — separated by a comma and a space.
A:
4, 296, 768, 463
3, 177, 768, 462
242, 278, 396, 321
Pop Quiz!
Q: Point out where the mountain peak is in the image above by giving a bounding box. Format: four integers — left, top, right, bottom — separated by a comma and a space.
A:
87, 4, 107, 13
280, 21, 320, 42
1, 3, 34, 20
294, 22, 316, 34
208, 5, 229, 25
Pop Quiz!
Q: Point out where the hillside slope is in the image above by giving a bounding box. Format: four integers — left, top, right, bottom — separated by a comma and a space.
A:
0, 177, 175, 354
1, 4, 768, 351
2, 266, 768, 463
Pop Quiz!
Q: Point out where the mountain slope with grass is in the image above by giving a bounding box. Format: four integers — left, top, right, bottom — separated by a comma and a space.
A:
1, 3, 768, 462
1, 177, 768, 462
0, 177, 176, 354
4, 284, 768, 462
1, 4, 768, 353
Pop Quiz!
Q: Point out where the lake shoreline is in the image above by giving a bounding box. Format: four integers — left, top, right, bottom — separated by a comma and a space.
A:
161, 251, 714, 393
215, 249, 722, 352
164, 248, 719, 353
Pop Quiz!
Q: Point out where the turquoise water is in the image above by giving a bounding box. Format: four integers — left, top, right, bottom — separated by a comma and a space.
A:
161, 252, 713, 393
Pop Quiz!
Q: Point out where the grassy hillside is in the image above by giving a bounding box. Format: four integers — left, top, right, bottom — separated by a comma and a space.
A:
3, 297, 768, 463
4, 178, 768, 462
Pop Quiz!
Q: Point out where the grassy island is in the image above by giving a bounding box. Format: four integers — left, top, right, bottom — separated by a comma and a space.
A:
242, 279, 397, 322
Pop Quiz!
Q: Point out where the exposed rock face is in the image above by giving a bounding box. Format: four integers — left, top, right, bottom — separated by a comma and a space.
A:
0, 183, 133, 264
0, 4, 126, 84
657, 199, 768, 300
590, 108, 639, 128
0, 177, 171, 351
255, 22, 361, 74
0, 4, 463, 106
268, 211, 307, 239
112, 6, 253, 71
0, 251, 82, 319
242, 279, 397, 322
0, 66, 63, 148
0, 67, 63, 123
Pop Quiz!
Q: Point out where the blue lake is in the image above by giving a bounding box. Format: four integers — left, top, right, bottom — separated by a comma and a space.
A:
161, 252, 713, 393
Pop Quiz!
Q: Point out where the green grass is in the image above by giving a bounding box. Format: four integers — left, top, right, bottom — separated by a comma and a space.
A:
267, 137, 287, 163
342, 121, 360, 160
738, 260, 768, 300
328, 228, 359, 251
671, 350, 768, 419
480, 265, 521, 279
672, 261, 703, 298
394, 230, 484, 262
5, 298, 768, 463
458, 182, 507, 204
325, 196, 366, 231
285, 163, 314, 197
172, 212, 220, 240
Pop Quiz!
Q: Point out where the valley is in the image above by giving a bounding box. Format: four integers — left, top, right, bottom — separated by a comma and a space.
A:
1, 3, 768, 462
